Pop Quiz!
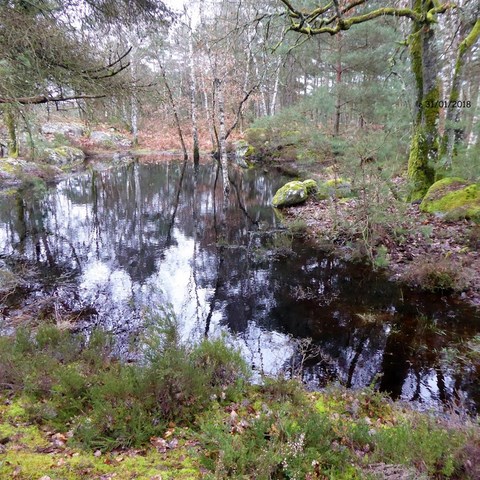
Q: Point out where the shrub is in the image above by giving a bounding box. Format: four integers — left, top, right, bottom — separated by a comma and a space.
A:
403, 256, 473, 292
0, 309, 250, 451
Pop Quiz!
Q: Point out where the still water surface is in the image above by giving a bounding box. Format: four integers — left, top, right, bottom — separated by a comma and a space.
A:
1, 157, 479, 411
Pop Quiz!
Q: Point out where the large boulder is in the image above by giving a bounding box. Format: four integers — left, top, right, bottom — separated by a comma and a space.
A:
41, 122, 85, 137
420, 177, 480, 221
44, 146, 85, 165
90, 130, 132, 148
272, 180, 309, 207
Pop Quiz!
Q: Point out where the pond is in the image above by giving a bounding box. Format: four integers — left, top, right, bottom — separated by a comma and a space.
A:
1, 157, 479, 413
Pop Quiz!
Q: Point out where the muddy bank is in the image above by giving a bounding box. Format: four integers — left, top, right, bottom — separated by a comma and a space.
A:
281, 196, 480, 308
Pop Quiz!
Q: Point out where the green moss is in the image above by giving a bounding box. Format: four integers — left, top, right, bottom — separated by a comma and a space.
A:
4, 106, 19, 158
423, 86, 441, 132
245, 145, 256, 157
0, 399, 201, 479
0, 187, 19, 197
45, 146, 85, 164
407, 6, 440, 201
3, 398, 29, 421
272, 180, 307, 208
325, 178, 350, 188
1, 447, 200, 479
408, 130, 435, 201
317, 178, 353, 200
302, 178, 317, 193
420, 177, 480, 221
0, 159, 19, 175
314, 395, 341, 414
0, 401, 48, 449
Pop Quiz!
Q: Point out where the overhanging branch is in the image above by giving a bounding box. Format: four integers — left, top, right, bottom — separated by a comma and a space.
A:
280, 1, 454, 36
0, 93, 108, 105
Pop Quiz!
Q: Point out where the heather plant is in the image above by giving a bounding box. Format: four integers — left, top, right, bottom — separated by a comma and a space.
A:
0, 310, 249, 451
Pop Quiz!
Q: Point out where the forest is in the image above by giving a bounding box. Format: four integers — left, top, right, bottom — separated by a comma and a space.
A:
0, 0, 480, 479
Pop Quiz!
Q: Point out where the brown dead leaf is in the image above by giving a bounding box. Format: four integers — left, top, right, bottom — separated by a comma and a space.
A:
150, 437, 168, 453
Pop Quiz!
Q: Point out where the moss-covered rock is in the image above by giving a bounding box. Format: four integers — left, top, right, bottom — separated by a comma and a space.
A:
317, 178, 353, 200
302, 179, 318, 193
272, 181, 307, 208
245, 145, 256, 157
90, 130, 132, 148
44, 146, 85, 165
233, 140, 255, 168
420, 177, 480, 221
41, 122, 85, 138
0, 158, 60, 187
272, 179, 318, 207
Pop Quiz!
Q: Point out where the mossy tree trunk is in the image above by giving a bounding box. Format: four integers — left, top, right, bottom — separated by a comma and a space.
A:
439, 19, 480, 176
4, 106, 19, 158
407, 0, 440, 201
279, 0, 453, 201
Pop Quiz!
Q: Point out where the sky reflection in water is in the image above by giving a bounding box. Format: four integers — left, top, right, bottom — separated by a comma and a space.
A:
0, 158, 479, 412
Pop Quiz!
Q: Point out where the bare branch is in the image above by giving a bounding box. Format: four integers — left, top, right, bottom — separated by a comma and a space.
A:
281, 1, 455, 36
225, 85, 258, 140
0, 94, 107, 105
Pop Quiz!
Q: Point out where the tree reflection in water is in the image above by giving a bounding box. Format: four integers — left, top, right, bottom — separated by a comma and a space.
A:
0, 157, 479, 412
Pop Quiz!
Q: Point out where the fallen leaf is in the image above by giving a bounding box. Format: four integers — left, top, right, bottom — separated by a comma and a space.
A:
150, 437, 168, 453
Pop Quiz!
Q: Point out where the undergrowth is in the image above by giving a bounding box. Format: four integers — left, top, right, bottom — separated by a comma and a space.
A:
0, 314, 479, 479
0, 309, 248, 451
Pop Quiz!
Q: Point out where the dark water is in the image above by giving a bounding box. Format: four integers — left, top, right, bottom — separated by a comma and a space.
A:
1, 157, 479, 412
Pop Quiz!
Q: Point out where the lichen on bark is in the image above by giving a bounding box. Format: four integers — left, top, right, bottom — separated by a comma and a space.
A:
4, 106, 19, 158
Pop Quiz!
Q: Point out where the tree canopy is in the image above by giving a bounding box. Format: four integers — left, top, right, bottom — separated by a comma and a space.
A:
0, 0, 172, 105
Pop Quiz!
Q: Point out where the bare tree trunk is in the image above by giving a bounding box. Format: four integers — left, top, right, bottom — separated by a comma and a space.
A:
130, 41, 139, 147
200, 74, 216, 151
334, 35, 342, 137
215, 78, 229, 196
131, 95, 139, 147
464, 75, 479, 145
189, 26, 200, 164
270, 57, 282, 116
159, 61, 188, 161
252, 53, 267, 117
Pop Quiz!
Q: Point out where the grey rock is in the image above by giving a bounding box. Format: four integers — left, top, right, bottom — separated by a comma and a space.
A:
41, 122, 85, 137
44, 146, 85, 165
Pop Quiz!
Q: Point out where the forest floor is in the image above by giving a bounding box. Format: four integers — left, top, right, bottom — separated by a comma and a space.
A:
2, 386, 480, 479
282, 194, 480, 309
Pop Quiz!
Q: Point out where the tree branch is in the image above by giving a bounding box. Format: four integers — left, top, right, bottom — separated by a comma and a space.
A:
225, 85, 257, 140
281, 1, 454, 36
0, 94, 107, 105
